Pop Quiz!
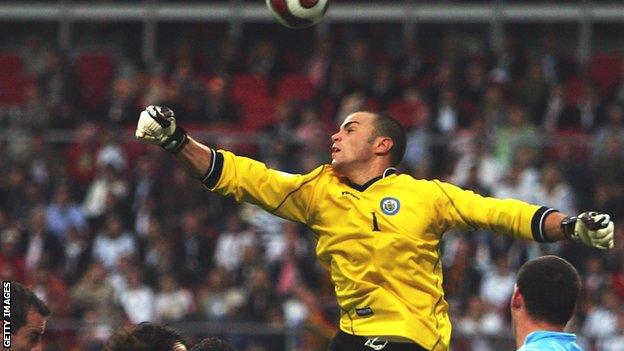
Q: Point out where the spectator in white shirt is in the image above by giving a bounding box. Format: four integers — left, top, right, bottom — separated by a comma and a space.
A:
214, 213, 255, 272
582, 290, 620, 337
92, 214, 136, 271
118, 268, 155, 324
479, 255, 515, 309
155, 274, 193, 323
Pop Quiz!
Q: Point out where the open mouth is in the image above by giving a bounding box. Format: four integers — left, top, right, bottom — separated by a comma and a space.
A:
331, 146, 341, 154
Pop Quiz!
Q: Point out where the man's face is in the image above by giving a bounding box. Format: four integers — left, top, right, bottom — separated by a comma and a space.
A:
12, 309, 46, 351
331, 112, 377, 174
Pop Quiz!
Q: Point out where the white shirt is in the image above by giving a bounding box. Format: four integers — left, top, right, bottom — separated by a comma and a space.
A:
119, 286, 155, 324
92, 232, 136, 270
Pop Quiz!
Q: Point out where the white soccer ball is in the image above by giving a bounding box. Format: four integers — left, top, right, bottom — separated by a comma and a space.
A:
266, 0, 329, 29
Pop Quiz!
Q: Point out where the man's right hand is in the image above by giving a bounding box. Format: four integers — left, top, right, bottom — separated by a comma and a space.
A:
136, 105, 188, 153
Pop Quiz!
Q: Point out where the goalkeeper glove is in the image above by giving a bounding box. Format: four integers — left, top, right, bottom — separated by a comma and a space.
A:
136, 105, 188, 153
561, 212, 615, 250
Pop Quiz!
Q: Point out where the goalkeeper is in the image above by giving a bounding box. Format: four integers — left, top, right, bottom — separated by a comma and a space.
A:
136, 106, 615, 351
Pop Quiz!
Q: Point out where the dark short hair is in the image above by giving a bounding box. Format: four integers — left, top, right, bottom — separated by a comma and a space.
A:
190, 337, 237, 351
516, 256, 581, 326
370, 112, 406, 166
12, 282, 51, 334
105, 322, 186, 351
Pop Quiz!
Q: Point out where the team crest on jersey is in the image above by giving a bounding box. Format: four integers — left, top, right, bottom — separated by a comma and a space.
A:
380, 197, 400, 215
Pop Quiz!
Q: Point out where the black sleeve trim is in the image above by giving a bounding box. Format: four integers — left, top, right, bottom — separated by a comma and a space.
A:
201, 149, 224, 190
531, 206, 558, 242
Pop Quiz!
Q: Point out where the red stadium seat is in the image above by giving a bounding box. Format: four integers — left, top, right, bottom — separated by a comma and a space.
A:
276, 73, 315, 102
587, 53, 622, 97
0, 53, 23, 76
0, 74, 35, 105
388, 100, 428, 129
75, 52, 115, 109
240, 94, 276, 131
230, 73, 269, 105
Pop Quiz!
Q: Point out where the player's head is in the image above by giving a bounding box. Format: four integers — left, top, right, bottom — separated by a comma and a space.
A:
105, 322, 188, 351
511, 255, 581, 328
190, 337, 237, 351
11, 281, 51, 351
331, 111, 405, 173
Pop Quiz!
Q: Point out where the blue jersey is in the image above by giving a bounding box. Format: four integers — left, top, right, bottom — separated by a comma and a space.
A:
518, 331, 583, 351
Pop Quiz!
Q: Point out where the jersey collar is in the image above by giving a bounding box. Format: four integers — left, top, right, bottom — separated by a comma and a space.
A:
345, 167, 397, 192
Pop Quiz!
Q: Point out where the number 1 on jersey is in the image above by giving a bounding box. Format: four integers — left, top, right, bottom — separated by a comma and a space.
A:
371, 212, 380, 232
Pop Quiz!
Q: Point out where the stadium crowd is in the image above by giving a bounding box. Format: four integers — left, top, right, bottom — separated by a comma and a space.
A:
1, 26, 624, 351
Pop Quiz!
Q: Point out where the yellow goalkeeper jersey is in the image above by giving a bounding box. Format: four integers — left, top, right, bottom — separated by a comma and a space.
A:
202, 149, 555, 351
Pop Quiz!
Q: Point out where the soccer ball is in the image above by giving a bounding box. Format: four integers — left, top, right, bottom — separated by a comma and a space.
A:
266, 0, 329, 29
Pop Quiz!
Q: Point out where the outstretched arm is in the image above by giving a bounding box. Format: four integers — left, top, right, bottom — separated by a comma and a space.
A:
135, 105, 320, 224
435, 181, 615, 250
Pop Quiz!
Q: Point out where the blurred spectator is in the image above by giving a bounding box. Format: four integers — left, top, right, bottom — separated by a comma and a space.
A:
83, 164, 129, 220
214, 213, 255, 273
106, 76, 139, 125
63, 225, 90, 284
197, 266, 245, 322
541, 83, 567, 132
597, 311, 624, 351
247, 40, 278, 79
40, 50, 80, 128
0, 227, 28, 281
243, 266, 277, 322
479, 255, 515, 310
143, 226, 177, 279
96, 130, 128, 172
395, 37, 424, 88
443, 237, 482, 310
201, 75, 241, 126
71, 262, 118, 318
566, 83, 604, 131
21, 205, 64, 273
155, 274, 194, 323
29, 265, 71, 318
117, 267, 156, 324
305, 37, 332, 89
345, 40, 372, 90
454, 295, 505, 351
480, 85, 507, 134
494, 104, 539, 168
91, 214, 137, 271
169, 58, 205, 121
46, 183, 87, 240
516, 58, 549, 120
271, 223, 308, 296
582, 290, 621, 337
535, 163, 576, 215
65, 122, 100, 187
461, 60, 487, 110
176, 209, 215, 284
368, 63, 399, 108
583, 256, 609, 296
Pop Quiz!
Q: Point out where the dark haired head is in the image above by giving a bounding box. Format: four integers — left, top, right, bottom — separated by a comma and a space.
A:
369, 112, 406, 166
190, 337, 237, 351
105, 322, 187, 351
516, 255, 581, 326
12, 281, 51, 334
